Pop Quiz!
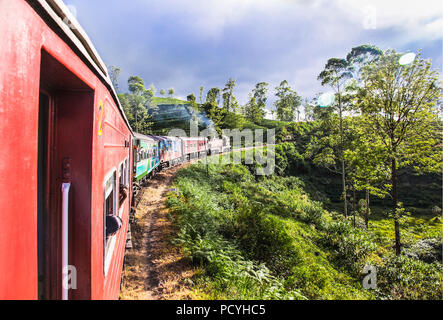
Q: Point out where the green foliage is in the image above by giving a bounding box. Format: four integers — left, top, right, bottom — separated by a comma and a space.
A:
151, 96, 189, 106
167, 164, 306, 300
244, 83, 269, 124
222, 78, 237, 112
128, 76, 146, 95
244, 94, 261, 124
356, 49, 442, 254
206, 87, 221, 105
167, 142, 441, 299
187, 93, 196, 103
357, 50, 442, 175
274, 80, 302, 122
320, 219, 377, 274
167, 163, 382, 299
376, 255, 442, 300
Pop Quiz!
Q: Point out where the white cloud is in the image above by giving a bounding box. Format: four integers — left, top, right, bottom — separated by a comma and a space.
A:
334, 0, 443, 41
147, 0, 443, 42
67, 0, 442, 105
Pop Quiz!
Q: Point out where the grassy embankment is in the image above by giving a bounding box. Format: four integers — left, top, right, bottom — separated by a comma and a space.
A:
165, 146, 441, 300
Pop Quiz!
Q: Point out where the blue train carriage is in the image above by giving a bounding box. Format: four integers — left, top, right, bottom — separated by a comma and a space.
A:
166, 136, 185, 167
133, 133, 160, 183
148, 135, 170, 169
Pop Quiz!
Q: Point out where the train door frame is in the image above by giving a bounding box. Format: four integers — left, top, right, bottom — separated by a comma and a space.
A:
38, 49, 94, 300
37, 90, 54, 300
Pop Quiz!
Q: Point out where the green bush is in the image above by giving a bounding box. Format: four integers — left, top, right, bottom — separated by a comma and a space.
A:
377, 255, 442, 300
167, 163, 306, 300
320, 219, 377, 274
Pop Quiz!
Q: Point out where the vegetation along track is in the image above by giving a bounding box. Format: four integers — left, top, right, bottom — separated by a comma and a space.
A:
119, 147, 268, 300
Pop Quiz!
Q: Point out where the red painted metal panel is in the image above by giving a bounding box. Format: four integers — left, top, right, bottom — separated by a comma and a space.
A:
0, 0, 133, 300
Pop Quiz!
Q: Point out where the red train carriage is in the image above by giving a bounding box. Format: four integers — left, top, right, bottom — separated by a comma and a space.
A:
197, 138, 208, 156
165, 136, 185, 167
182, 137, 208, 160
0, 0, 133, 300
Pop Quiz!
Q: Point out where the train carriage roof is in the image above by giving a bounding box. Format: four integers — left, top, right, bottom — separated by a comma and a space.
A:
32, 0, 133, 133
134, 133, 156, 143
147, 136, 171, 145
165, 136, 183, 142
180, 137, 208, 141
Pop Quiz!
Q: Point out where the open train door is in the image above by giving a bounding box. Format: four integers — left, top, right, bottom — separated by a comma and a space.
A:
37, 50, 94, 300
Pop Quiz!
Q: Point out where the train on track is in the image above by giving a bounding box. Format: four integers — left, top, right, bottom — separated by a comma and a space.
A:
0, 0, 230, 300
132, 133, 230, 196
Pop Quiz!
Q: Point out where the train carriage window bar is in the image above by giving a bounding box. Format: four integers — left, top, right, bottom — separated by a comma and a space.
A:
103, 171, 122, 273
104, 172, 116, 253
124, 159, 128, 186
119, 164, 127, 206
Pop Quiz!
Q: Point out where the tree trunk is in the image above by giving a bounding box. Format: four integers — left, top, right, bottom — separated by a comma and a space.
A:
135, 104, 139, 132
365, 188, 370, 230
352, 187, 356, 227
392, 157, 401, 255
339, 104, 348, 217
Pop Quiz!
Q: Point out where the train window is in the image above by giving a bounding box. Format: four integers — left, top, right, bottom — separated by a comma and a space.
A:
119, 164, 123, 186
119, 163, 128, 208
103, 170, 116, 275
124, 159, 128, 185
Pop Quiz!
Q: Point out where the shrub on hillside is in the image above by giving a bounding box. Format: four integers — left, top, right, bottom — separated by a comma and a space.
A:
377, 254, 442, 300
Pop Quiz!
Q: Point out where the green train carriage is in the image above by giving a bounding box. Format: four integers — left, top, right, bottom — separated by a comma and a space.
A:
133, 133, 161, 183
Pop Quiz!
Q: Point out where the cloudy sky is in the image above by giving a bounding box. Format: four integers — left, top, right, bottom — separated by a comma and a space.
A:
65, 0, 442, 110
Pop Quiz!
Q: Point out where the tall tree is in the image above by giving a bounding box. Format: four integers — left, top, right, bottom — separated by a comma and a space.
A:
344, 116, 390, 229
128, 76, 145, 95
318, 58, 353, 217
303, 96, 321, 121
222, 78, 236, 112
343, 44, 384, 228
206, 87, 221, 105
274, 80, 302, 121
147, 83, 156, 97
108, 66, 121, 92
187, 93, 196, 103
244, 94, 263, 124
347, 44, 383, 82
199, 86, 205, 104
168, 88, 175, 98
127, 76, 153, 133
160, 89, 166, 96
357, 50, 441, 255
200, 101, 226, 134
246, 82, 268, 124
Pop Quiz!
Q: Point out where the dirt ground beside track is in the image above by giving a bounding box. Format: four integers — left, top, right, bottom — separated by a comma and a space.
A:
119, 164, 198, 300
